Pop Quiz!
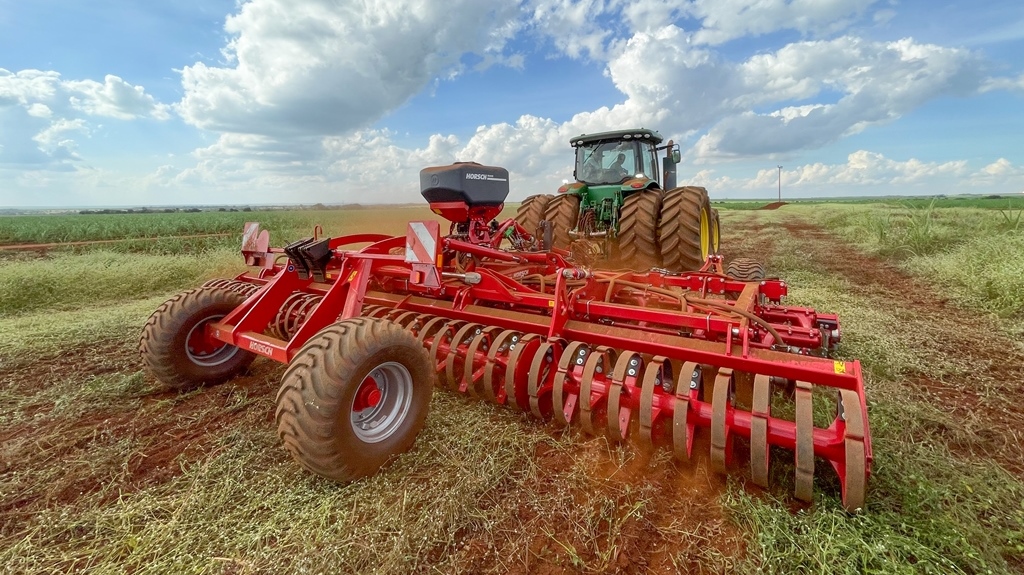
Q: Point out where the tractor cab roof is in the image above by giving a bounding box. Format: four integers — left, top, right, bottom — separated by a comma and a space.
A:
570, 128, 664, 147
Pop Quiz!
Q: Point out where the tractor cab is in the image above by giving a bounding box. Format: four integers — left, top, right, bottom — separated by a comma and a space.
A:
537, 128, 683, 254
569, 128, 680, 190
573, 129, 663, 187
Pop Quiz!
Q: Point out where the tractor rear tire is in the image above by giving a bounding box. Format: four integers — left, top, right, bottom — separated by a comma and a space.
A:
726, 258, 766, 281
275, 317, 434, 482
514, 194, 552, 238
658, 186, 710, 272
139, 287, 256, 390
710, 208, 721, 254
618, 190, 663, 270
544, 194, 580, 250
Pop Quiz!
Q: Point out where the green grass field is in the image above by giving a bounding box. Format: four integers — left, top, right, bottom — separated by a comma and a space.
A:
0, 211, 297, 245
2, 201, 1023, 573
713, 195, 1024, 211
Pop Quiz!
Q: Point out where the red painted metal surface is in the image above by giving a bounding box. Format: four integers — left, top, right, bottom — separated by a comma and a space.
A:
204, 219, 872, 511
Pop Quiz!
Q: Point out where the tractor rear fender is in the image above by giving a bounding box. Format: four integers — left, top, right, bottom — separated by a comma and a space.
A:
556, 182, 587, 196
619, 176, 660, 195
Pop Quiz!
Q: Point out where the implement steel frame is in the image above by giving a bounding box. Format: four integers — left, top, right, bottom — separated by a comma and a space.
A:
207, 225, 872, 510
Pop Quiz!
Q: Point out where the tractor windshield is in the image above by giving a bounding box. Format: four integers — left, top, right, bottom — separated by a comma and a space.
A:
575, 141, 643, 185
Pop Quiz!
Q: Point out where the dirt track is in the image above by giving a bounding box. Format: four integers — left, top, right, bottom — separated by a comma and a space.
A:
0, 233, 233, 251
4, 211, 1023, 572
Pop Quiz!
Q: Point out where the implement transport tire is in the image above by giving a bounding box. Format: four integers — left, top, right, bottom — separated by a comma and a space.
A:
618, 190, 663, 271
658, 186, 710, 272
726, 258, 766, 281
275, 317, 434, 482
139, 287, 255, 390
514, 194, 553, 237
544, 194, 581, 250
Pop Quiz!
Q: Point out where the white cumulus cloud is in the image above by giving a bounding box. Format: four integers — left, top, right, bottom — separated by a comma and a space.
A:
528, 0, 615, 59
65, 75, 171, 120
982, 73, 1024, 93
692, 36, 986, 159
0, 69, 60, 106
686, 150, 975, 197
0, 68, 171, 174
689, 0, 882, 45
980, 158, 1016, 176
176, 0, 524, 137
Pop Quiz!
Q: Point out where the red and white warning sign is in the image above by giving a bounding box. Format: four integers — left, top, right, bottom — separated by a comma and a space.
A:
405, 221, 440, 264
405, 221, 441, 288
241, 222, 272, 268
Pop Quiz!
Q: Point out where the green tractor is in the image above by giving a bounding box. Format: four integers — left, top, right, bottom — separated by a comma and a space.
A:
515, 128, 719, 271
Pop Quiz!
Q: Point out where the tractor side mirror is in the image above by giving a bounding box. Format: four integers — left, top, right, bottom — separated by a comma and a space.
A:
671, 149, 681, 164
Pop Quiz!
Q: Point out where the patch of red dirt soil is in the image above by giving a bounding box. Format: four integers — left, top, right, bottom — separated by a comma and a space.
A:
447, 434, 744, 575
1, 341, 137, 389
759, 202, 788, 210
0, 360, 280, 521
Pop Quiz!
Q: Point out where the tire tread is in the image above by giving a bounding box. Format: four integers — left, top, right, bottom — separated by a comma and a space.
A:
275, 318, 433, 482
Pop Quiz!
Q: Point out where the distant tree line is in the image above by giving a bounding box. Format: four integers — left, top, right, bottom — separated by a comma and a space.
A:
78, 207, 255, 215
72, 203, 401, 215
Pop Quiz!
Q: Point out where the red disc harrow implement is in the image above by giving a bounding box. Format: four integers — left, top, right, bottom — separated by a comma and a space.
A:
140, 163, 871, 511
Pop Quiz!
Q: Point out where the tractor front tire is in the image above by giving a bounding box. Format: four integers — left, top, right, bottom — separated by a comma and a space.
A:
658, 186, 710, 272
515, 194, 552, 238
618, 190, 663, 271
544, 194, 581, 250
726, 258, 766, 281
275, 318, 434, 482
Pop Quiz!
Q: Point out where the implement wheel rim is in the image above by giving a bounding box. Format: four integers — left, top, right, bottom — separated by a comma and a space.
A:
184, 315, 239, 367
699, 208, 710, 259
350, 361, 414, 444
711, 213, 720, 253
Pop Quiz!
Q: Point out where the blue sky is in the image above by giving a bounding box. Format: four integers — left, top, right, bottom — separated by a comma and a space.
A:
1, 0, 1022, 207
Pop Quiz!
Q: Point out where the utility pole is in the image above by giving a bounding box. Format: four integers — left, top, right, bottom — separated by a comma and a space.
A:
777, 165, 783, 202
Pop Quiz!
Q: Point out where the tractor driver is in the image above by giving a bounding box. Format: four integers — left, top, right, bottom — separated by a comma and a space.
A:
610, 153, 628, 178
